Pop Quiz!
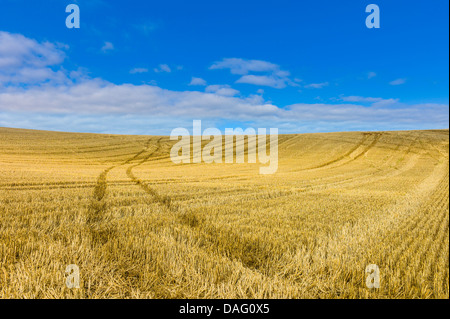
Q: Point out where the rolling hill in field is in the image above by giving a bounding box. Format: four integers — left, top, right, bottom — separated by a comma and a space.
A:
0, 127, 448, 298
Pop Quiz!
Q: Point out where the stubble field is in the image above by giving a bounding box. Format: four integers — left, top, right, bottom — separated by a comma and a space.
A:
0, 127, 448, 298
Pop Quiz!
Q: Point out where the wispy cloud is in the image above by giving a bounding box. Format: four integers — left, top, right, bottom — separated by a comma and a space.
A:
368, 71, 377, 79
101, 41, 114, 52
189, 77, 207, 86
154, 64, 171, 73
236, 75, 288, 89
130, 68, 148, 74
210, 58, 279, 75
210, 58, 297, 89
340, 95, 399, 107
389, 78, 406, 85
304, 82, 329, 89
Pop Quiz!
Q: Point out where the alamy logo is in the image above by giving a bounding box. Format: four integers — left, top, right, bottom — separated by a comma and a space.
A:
365, 264, 380, 288
365, 4, 380, 29
170, 120, 278, 174
65, 4, 80, 29
65, 264, 80, 288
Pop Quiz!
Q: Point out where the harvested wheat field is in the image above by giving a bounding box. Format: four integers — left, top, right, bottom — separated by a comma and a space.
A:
0, 127, 448, 299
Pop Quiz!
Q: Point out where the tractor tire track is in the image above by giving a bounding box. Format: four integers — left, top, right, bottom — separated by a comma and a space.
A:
125, 138, 173, 209
289, 134, 421, 193
90, 143, 149, 203
293, 133, 381, 172
85, 138, 154, 245
123, 138, 280, 275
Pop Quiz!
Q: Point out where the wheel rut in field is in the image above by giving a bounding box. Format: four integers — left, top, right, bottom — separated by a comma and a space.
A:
121, 137, 279, 290
91, 140, 152, 201
352, 133, 382, 161
85, 138, 154, 245
289, 133, 423, 193
125, 138, 173, 209
296, 133, 381, 172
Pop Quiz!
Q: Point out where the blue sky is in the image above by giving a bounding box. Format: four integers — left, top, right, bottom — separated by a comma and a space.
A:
0, 0, 448, 134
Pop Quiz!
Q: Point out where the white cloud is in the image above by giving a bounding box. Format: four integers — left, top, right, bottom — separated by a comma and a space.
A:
0, 32, 65, 69
0, 31, 68, 85
390, 78, 406, 85
282, 103, 448, 129
1, 81, 447, 133
368, 72, 377, 79
340, 95, 399, 107
1, 86, 446, 133
189, 77, 207, 86
205, 84, 239, 96
341, 96, 383, 103
130, 68, 148, 74
101, 41, 114, 52
236, 75, 288, 89
209, 58, 279, 75
0, 82, 277, 119
304, 82, 329, 89
154, 64, 171, 73
210, 58, 298, 89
